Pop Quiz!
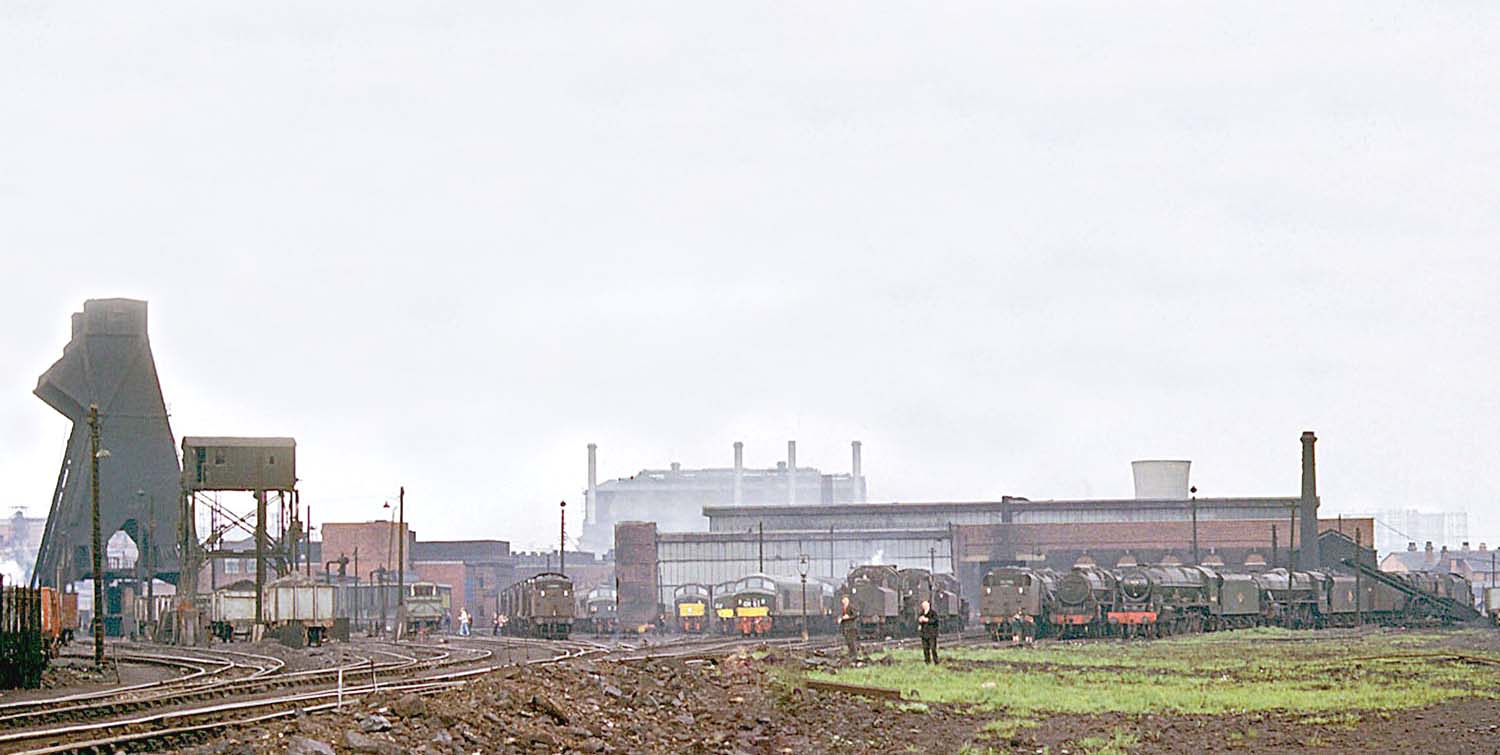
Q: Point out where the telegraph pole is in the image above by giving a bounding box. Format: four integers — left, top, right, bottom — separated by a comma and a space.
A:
88, 404, 104, 667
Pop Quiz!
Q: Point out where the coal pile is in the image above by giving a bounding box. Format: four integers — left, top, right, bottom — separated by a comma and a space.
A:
185, 648, 978, 754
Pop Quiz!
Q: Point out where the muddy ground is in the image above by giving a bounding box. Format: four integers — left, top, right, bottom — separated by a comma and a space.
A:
170, 634, 1500, 754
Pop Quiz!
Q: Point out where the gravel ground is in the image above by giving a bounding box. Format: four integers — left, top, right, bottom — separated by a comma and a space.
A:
181, 647, 978, 754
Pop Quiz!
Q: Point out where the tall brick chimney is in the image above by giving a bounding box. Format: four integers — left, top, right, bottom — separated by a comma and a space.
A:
1299, 431, 1319, 570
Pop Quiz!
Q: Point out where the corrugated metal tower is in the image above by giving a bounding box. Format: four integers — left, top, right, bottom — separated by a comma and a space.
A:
33, 299, 182, 586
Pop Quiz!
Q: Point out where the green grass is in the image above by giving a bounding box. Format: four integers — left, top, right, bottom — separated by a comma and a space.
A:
810, 629, 1500, 716
1076, 728, 1138, 755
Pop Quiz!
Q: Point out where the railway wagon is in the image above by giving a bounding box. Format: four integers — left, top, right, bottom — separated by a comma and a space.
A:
581, 586, 619, 634
673, 583, 711, 633
981, 567, 1056, 639
844, 565, 901, 637
730, 573, 835, 636
209, 581, 259, 642
264, 575, 338, 647
500, 572, 574, 639
1110, 565, 1213, 636
1, 579, 47, 689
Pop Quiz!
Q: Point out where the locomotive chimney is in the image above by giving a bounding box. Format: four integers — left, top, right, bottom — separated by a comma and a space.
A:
1298, 431, 1319, 570
733, 441, 744, 506
851, 440, 864, 502
787, 440, 797, 505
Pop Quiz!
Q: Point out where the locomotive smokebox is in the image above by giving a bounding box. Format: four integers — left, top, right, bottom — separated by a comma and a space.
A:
1299, 431, 1319, 570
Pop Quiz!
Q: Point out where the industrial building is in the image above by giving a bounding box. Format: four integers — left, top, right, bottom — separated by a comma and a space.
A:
619, 432, 1376, 611
579, 440, 867, 553
1358, 509, 1469, 555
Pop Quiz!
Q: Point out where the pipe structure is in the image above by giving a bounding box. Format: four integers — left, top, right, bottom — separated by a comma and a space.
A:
732, 442, 744, 506
851, 440, 864, 502
586, 444, 597, 525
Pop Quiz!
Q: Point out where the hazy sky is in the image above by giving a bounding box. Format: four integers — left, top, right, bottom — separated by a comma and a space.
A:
3, 3, 1496, 552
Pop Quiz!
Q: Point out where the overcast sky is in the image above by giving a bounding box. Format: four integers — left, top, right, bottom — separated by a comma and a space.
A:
2, 3, 1496, 552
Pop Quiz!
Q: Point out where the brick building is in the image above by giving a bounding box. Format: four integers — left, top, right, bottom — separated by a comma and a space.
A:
321, 521, 414, 579
411, 540, 511, 623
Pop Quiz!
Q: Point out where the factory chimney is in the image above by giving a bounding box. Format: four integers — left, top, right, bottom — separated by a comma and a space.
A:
851, 440, 864, 502
787, 440, 797, 505
1299, 431, 1318, 570
586, 443, 597, 525
733, 441, 744, 506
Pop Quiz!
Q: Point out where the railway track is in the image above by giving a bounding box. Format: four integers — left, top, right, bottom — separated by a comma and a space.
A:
2, 627, 970, 754
0, 634, 608, 755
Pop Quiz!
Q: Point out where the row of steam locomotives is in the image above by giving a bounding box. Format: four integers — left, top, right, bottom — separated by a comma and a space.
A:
980, 564, 1477, 640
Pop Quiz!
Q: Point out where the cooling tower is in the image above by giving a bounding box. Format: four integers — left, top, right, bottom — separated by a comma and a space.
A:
1131, 460, 1191, 499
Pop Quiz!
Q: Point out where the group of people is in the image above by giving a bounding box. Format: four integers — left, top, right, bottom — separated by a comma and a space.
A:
443, 608, 507, 637
837, 595, 946, 665
1006, 610, 1037, 646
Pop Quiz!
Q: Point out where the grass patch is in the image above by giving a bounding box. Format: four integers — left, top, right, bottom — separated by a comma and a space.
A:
1296, 711, 1362, 727
1076, 727, 1138, 754
808, 629, 1500, 716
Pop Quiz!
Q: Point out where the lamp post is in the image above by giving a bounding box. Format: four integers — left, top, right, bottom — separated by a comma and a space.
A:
559, 500, 567, 576
797, 554, 810, 642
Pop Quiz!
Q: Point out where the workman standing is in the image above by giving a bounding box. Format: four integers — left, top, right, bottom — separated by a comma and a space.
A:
838, 594, 862, 658
458, 608, 472, 637
917, 599, 941, 664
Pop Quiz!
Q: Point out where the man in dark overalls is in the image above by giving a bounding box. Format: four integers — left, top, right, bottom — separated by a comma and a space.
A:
917, 599, 941, 665
838, 595, 862, 659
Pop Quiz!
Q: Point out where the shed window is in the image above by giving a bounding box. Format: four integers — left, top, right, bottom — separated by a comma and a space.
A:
214, 450, 226, 466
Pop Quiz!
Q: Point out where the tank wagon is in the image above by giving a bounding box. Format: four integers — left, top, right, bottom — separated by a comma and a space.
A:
1485, 587, 1500, 626
500, 572, 574, 639
980, 563, 1477, 641
673, 583, 711, 633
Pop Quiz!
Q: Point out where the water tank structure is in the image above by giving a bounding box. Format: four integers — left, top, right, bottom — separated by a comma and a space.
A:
1131, 460, 1191, 500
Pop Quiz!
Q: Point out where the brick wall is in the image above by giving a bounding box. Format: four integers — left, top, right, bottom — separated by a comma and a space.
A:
322, 522, 413, 578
